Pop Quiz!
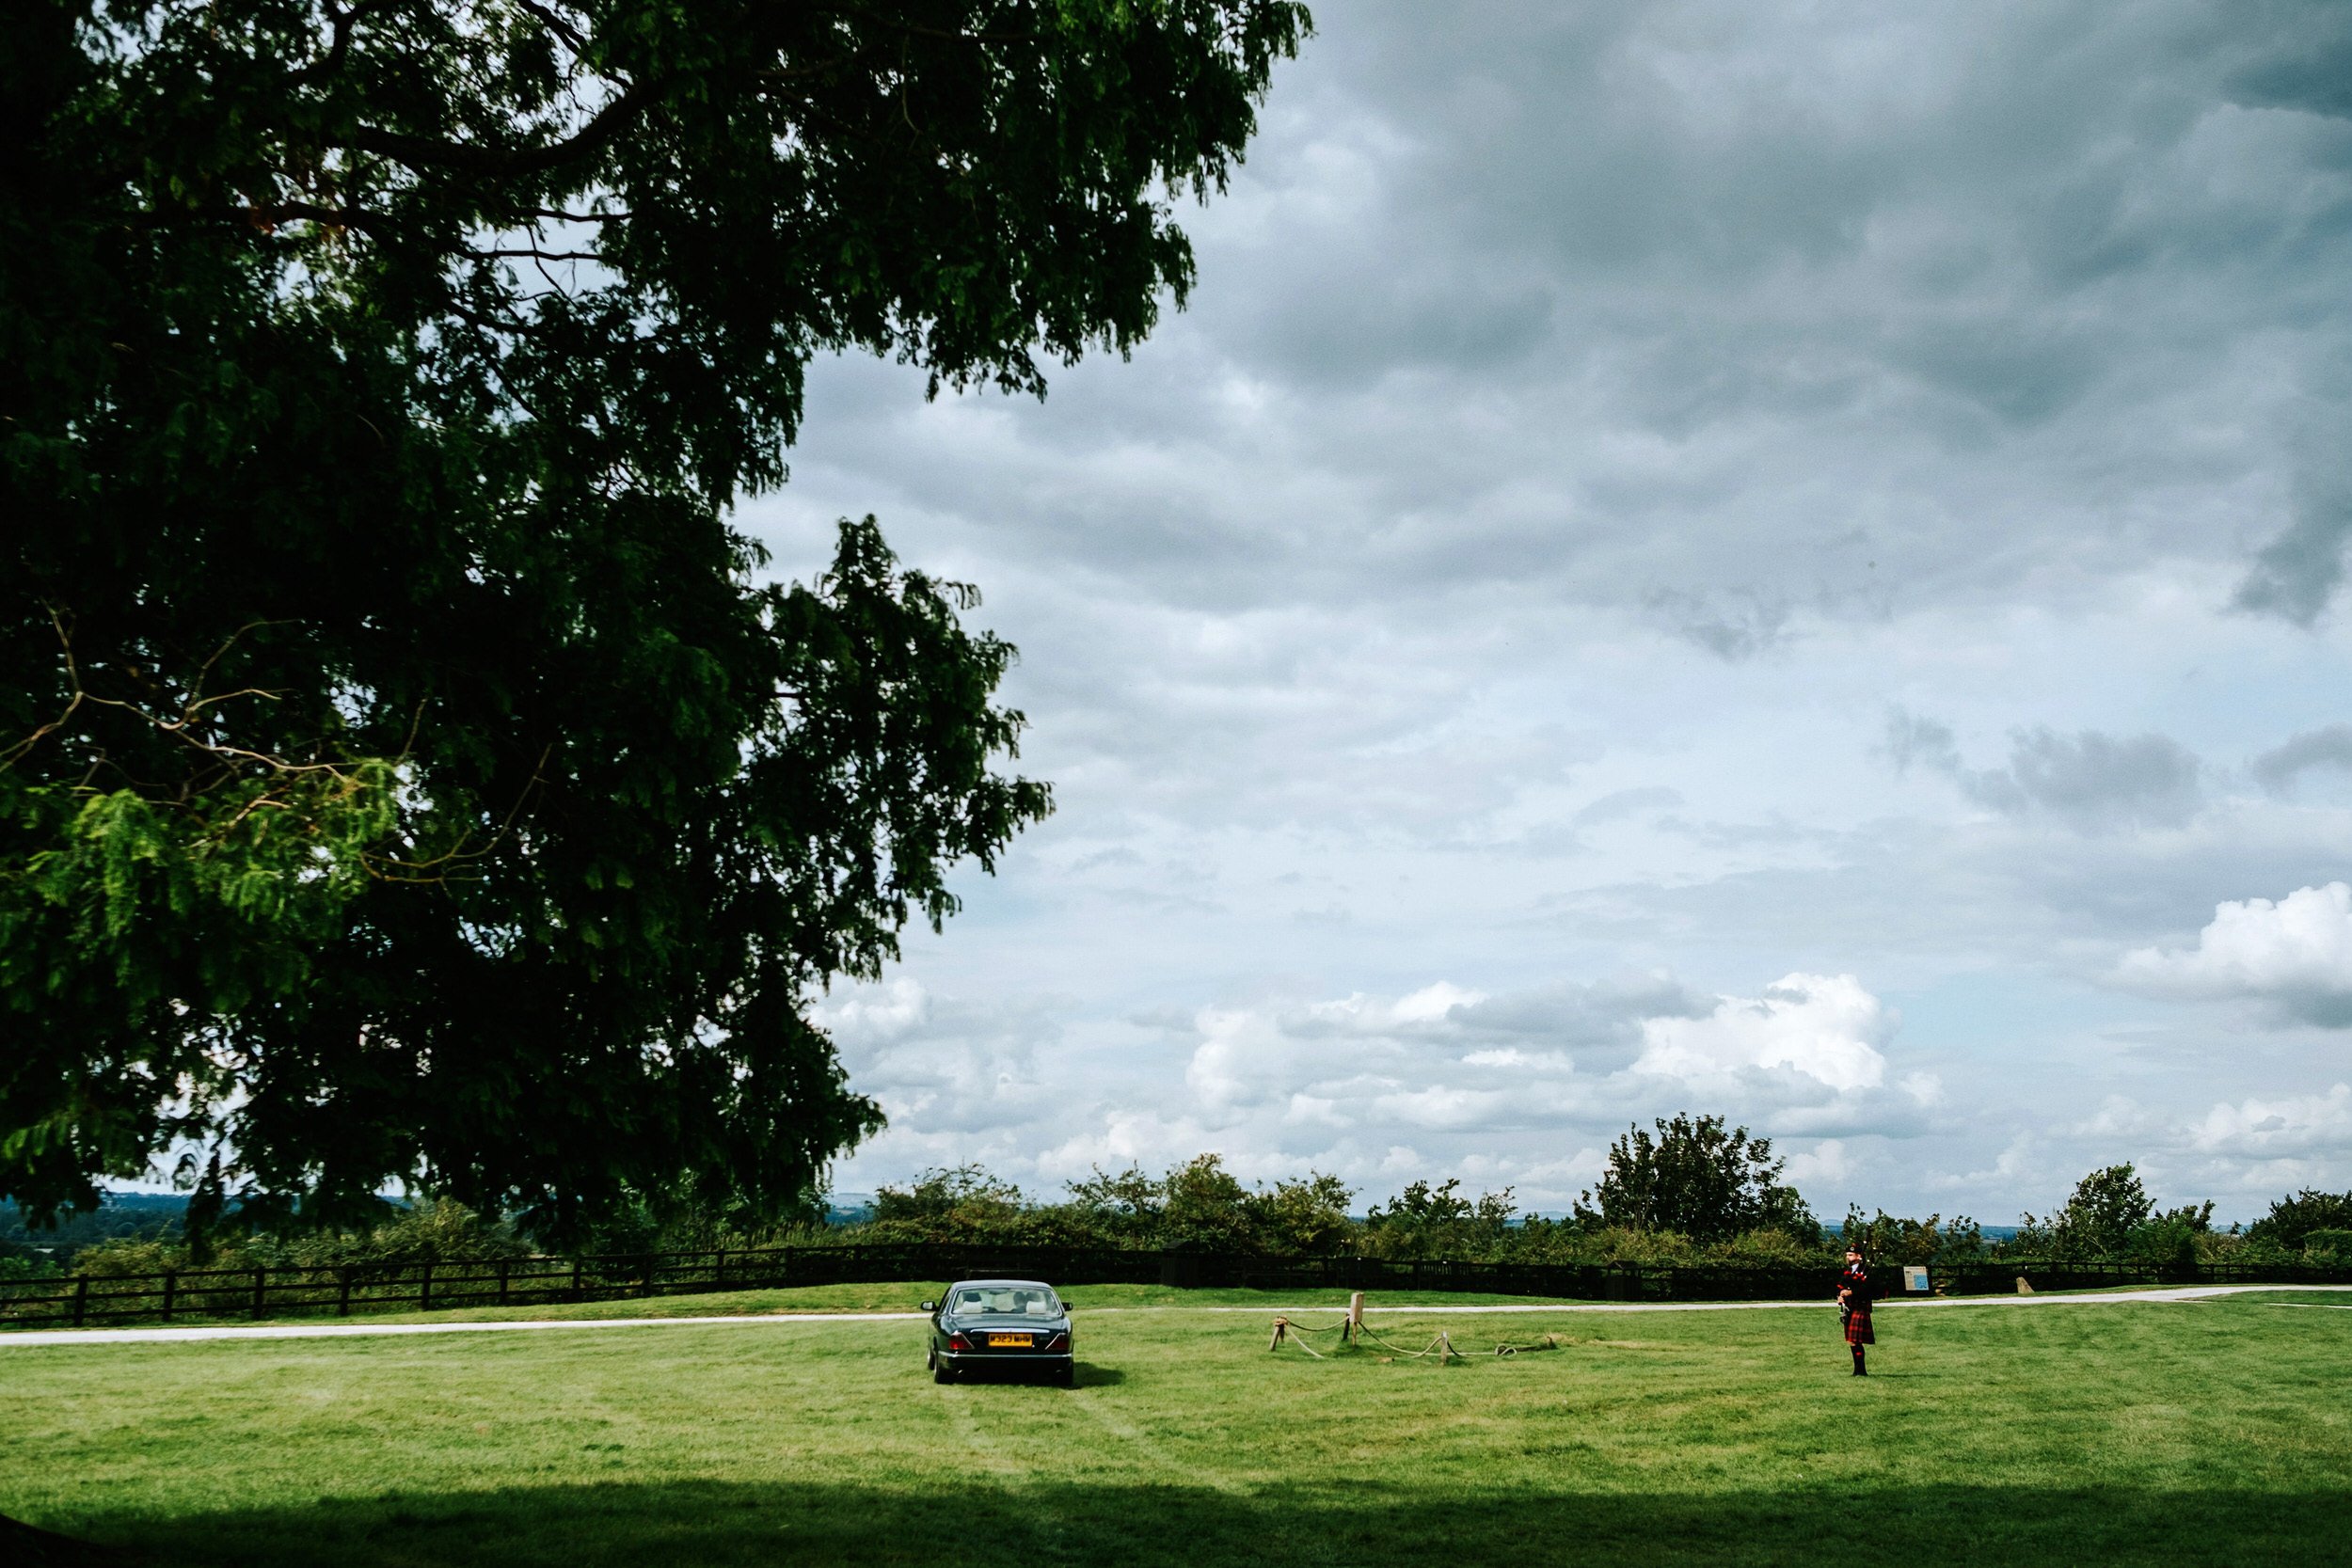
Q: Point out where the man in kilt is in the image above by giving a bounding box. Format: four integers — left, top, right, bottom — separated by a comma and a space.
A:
1837, 1246, 1875, 1376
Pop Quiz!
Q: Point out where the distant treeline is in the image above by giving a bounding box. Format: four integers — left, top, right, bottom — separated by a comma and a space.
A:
15, 1115, 2352, 1279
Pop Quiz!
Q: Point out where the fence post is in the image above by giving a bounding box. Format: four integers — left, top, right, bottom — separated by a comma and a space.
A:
713, 1247, 726, 1291
572, 1254, 585, 1301
498, 1259, 511, 1307
421, 1261, 435, 1313
338, 1268, 353, 1318
162, 1270, 177, 1324
641, 1253, 655, 1298
252, 1267, 266, 1321
72, 1275, 89, 1329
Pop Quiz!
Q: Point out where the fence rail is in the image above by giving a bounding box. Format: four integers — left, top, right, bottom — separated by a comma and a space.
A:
4, 1243, 2346, 1331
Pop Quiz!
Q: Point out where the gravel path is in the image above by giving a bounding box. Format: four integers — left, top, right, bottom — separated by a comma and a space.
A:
4, 1283, 2347, 1350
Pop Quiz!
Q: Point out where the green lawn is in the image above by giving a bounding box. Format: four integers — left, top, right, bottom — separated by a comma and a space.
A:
6, 1291, 2348, 1566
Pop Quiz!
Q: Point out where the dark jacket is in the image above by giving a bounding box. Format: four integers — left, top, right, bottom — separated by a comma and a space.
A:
1838, 1262, 1872, 1313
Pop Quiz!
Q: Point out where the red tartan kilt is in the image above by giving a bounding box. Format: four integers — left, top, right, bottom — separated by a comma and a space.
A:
1844, 1307, 1875, 1346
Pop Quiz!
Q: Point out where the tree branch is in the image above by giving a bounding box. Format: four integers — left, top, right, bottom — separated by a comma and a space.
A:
347, 80, 657, 178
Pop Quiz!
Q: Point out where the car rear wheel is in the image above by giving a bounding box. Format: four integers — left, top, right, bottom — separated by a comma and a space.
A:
933, 1359, 955, 1385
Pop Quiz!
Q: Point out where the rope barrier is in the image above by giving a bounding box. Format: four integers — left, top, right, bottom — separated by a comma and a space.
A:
1268, 1317, 1331, 1357
1491, 1333, 1565, 1356
1352, 1324, 1460, 1361
1267, 1298, 1570, 1363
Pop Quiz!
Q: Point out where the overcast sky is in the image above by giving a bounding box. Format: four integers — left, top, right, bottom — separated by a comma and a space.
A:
744, 0, 2352, 1226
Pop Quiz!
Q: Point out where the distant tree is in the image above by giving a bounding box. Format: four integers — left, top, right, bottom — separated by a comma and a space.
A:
872, 1166, 1025, 1227
1367, 1179, 1512, 1230
1255, 1172, 1356, 1256
1067, 1157, 1352, 1253
1575, 1114, 1818, 1243
1065, 1164, 1167, 1242
2244, 1189, 2352, 1250
1359, 1178, 1515, 1259
1839, 1208, 1984, 1266
2022, 1164, 2157, 1258
1158, 1154, 1262, 1252
2122, 1200, 2215, 1275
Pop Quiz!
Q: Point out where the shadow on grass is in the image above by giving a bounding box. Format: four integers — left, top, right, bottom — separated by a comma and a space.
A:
50, 1479, 2352, 1568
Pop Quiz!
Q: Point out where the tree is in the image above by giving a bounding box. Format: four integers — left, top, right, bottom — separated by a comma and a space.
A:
871, 1165, 1026, 1227
1360, 1178, 1516, 1259
2, 0, 1311, 1243
1065, 1164, 1168, 1243
1575, 1114, 1818, 1243
1839, 1208, 1983, 1266
1158, 1153, 1261, 1252
2243, 1188, 2352, 1251
2022, 1164, 2155, 1258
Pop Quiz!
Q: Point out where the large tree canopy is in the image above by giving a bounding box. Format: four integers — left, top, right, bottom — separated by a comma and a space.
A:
1574, 1114, 1818, 1243
0, 0, 1308, 1242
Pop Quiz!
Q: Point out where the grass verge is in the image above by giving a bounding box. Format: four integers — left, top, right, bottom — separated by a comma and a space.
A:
4, 1291, 2345, 1565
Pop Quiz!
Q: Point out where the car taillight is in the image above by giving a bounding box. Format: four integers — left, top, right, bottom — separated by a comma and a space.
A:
947, 1332, 972, 1352
1041, 1332, 1068, 1352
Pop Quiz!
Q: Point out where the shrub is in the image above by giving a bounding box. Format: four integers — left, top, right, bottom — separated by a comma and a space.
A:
2305, 1227, 2352, 1261
0, 1250, 61, 1281
2246, 1190, 2352, 1250
72, 1199, 526, 1275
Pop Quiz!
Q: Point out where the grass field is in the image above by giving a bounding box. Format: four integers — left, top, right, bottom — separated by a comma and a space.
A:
6, 1287, 2348, 1566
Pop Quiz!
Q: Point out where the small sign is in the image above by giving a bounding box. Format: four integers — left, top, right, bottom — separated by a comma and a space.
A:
1903, 1265, 1930, 1293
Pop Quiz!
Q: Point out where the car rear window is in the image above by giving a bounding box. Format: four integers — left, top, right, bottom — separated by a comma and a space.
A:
952, 1287, 1060, 1316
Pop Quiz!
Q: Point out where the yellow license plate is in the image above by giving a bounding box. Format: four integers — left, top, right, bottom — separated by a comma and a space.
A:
986, 1334, 1032, 1348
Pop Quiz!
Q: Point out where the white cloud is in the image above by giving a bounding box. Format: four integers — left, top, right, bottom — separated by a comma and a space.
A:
1785, 1138, 1853, 1186
2189, 1084, 2352, 1157
1633, 974, 1893, 1094
828, 966, 1945, 1208
2118, 882, 2352, 1024
1389, 981, 1487, 1024
809, 976, 930, 1045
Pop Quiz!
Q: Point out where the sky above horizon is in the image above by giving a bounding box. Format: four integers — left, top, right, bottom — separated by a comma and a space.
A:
740, 0, 2352, 1226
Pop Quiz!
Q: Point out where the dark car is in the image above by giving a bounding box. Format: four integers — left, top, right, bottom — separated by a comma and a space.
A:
923, 1278, 1074, 1386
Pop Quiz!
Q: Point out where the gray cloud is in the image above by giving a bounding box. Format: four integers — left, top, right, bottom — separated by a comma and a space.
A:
1882, 710, 1963, 776
2224, 1, 2352, 120
2234, 473, 2352, 626
1572, 786, 1684, 827
2252, 723, 2352, 794
755, 1, 2352, 1218
1883, 712, 2205, 832
1644, 590, 1793, 661
1963, 727, 2205, 832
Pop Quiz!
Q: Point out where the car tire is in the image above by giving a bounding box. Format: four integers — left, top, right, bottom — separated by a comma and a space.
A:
934, 1361, 955, 1385
1057, 1364, 1076, 1389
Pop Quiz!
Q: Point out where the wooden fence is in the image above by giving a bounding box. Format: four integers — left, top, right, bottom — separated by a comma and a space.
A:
4, 1243, 2346, 1330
